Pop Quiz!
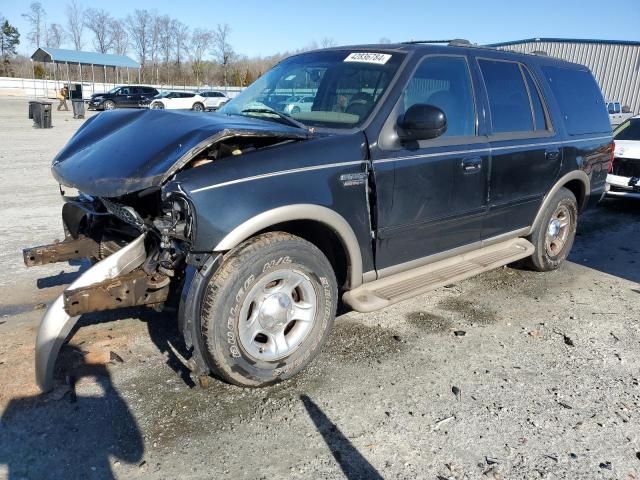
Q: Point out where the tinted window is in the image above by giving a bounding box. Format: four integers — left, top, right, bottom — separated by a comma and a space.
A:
181, 93, 195, 98
614, 118, 640, 140
479, 59, 533, 133
522, 67, 548, 131
542, 66, 610, 135
404, 56, 476, 137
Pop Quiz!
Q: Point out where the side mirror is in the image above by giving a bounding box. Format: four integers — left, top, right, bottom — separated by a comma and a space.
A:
398, 104, 447, 141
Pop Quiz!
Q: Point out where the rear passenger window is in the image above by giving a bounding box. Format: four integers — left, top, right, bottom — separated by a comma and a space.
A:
522, 67, 548, 131
404, 56, 476, 137
479, 59, 533, 133
542, 66, 610, 135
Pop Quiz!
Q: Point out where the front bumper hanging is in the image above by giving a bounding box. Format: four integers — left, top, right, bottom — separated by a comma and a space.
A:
35, 234, 147, 392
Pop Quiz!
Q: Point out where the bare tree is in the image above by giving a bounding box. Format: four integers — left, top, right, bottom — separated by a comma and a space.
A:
84, 8, 113, 53
212, 24, 233, 87
190, 28, 213, 86
320, 37, 337, 48
379, 37, 391, 44
46, 23, 64, 48
21, 2, 46, 48
66, 0, 84, 50
172, 20, 189, 86
148, 11, 161, 84
126, 9, 152, 78
157, 15, 172, 84
110, 19, 128, 56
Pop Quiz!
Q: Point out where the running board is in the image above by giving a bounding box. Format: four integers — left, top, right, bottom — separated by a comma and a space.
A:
343, 238, 534, 313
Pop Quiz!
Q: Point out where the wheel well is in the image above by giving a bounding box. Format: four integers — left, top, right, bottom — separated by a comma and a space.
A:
262, 220, 349, 289
563, 179, 586, 211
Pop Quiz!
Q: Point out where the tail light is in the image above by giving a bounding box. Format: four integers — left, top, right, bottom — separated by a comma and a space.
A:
608, 141, 615, 173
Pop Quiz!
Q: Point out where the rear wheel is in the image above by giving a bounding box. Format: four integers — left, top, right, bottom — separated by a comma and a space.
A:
192, 102, 204, 112
200, 232, 337, 387
151, 102, 164, 110
525, 187, 578, 271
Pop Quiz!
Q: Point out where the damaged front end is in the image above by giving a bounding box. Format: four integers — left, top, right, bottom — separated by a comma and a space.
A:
25, 191, 188, 392
25, 109, 309, 392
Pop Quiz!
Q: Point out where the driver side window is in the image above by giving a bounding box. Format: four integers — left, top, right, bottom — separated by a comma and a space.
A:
404, 56, 476, 138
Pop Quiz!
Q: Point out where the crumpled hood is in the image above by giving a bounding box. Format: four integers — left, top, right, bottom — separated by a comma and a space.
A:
52, 109, 309, 197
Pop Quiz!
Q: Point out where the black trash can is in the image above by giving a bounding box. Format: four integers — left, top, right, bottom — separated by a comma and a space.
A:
72, 99, 85, 119
31, 101, 42, 126
38, 102, 53, 129
28, 100, 38, 119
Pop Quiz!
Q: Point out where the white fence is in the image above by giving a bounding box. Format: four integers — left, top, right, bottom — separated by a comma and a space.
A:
0, 76, 243, 100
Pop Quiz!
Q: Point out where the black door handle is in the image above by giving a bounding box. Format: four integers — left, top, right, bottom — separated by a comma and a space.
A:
546, 150, 560, 161
462, 156, 482, 172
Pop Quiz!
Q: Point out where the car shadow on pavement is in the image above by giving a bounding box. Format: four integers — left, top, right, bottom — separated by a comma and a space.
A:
300, 394, 383, 480
0, 359, 143, 480
570, 198, 640, 284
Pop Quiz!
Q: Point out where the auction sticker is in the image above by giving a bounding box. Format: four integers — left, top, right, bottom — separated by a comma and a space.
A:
344, 52, 392, 65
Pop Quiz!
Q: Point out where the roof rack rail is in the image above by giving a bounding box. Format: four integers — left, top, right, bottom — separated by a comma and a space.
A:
401, 39, 474, 46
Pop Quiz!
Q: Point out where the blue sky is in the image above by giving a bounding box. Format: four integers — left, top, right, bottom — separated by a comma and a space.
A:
2, 0, 639, 57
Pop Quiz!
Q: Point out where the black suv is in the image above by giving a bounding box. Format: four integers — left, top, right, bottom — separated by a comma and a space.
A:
88, 85, 159, 110
26, 43, 613, 391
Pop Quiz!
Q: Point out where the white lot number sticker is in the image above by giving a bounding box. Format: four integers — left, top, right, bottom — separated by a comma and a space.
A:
344, 52, 392, 65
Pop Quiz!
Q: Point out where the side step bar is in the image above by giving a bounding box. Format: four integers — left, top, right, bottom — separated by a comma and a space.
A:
343, 238, 534, 313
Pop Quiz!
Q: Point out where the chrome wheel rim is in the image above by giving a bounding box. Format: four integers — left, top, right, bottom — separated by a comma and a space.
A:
238, 269, 317, 362
104, 101, 114, 110
193, 103, 203, 111
545, 205, 571, 257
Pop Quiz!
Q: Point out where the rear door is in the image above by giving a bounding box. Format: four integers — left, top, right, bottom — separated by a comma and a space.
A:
371, 54, 490, 273
474, 57, 561, 238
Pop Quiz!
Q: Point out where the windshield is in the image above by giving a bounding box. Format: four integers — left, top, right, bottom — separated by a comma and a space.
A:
219, 50, 404, 129
107, 87, 120, 94
614, 118, 640, 141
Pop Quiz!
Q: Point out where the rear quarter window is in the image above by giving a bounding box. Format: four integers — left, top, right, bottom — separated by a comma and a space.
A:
541, 66, 611, 136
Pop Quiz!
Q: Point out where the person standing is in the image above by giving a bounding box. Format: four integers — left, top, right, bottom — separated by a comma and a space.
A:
57, 85, 69, 111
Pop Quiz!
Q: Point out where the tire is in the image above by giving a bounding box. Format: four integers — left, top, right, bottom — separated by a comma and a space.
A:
151, 102, 164, 110
192, 102, 204, 112
200, 232, 337, 387
525, 187, 578, 271
103, 100, 116, 110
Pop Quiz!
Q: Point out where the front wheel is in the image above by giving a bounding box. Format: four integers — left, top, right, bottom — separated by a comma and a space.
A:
200, 232, 337, 387
103, 100, 116, 110
525, 187, 578, 271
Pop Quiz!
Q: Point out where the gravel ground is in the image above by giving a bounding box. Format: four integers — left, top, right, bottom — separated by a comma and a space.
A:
0, 97, 639, 480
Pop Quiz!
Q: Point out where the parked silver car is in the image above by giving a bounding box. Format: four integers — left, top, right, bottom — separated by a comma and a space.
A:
199, 91, 229, 111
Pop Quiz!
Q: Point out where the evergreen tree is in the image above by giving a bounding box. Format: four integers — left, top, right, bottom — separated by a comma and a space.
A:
0, 19, 20, 77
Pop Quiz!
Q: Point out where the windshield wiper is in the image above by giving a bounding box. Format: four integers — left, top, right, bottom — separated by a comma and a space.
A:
240, 108, 312, 133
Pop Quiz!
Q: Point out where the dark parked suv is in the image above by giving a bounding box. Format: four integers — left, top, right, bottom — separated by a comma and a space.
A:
88, 85, 159, 110
25, 42, 613, 391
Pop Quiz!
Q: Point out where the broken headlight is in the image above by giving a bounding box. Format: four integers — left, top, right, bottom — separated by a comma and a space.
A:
153, 195, 194, 244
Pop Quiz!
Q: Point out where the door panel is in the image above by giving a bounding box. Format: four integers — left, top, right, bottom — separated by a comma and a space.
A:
475, 57, 562, 238
374, 143, 490, 270
371, 55, 489, 271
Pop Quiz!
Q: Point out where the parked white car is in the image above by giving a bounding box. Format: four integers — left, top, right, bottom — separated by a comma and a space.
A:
606, 115, 640, 199
199, 90, 229, 110
148, 91, 206, 111
282, 95, 314, 114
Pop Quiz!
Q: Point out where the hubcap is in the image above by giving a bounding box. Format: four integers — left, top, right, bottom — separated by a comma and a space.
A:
545, 205, 571, 257
238, 269, 317, 361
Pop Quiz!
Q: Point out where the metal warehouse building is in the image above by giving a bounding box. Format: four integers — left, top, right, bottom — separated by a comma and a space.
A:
488, 38, 640, 114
